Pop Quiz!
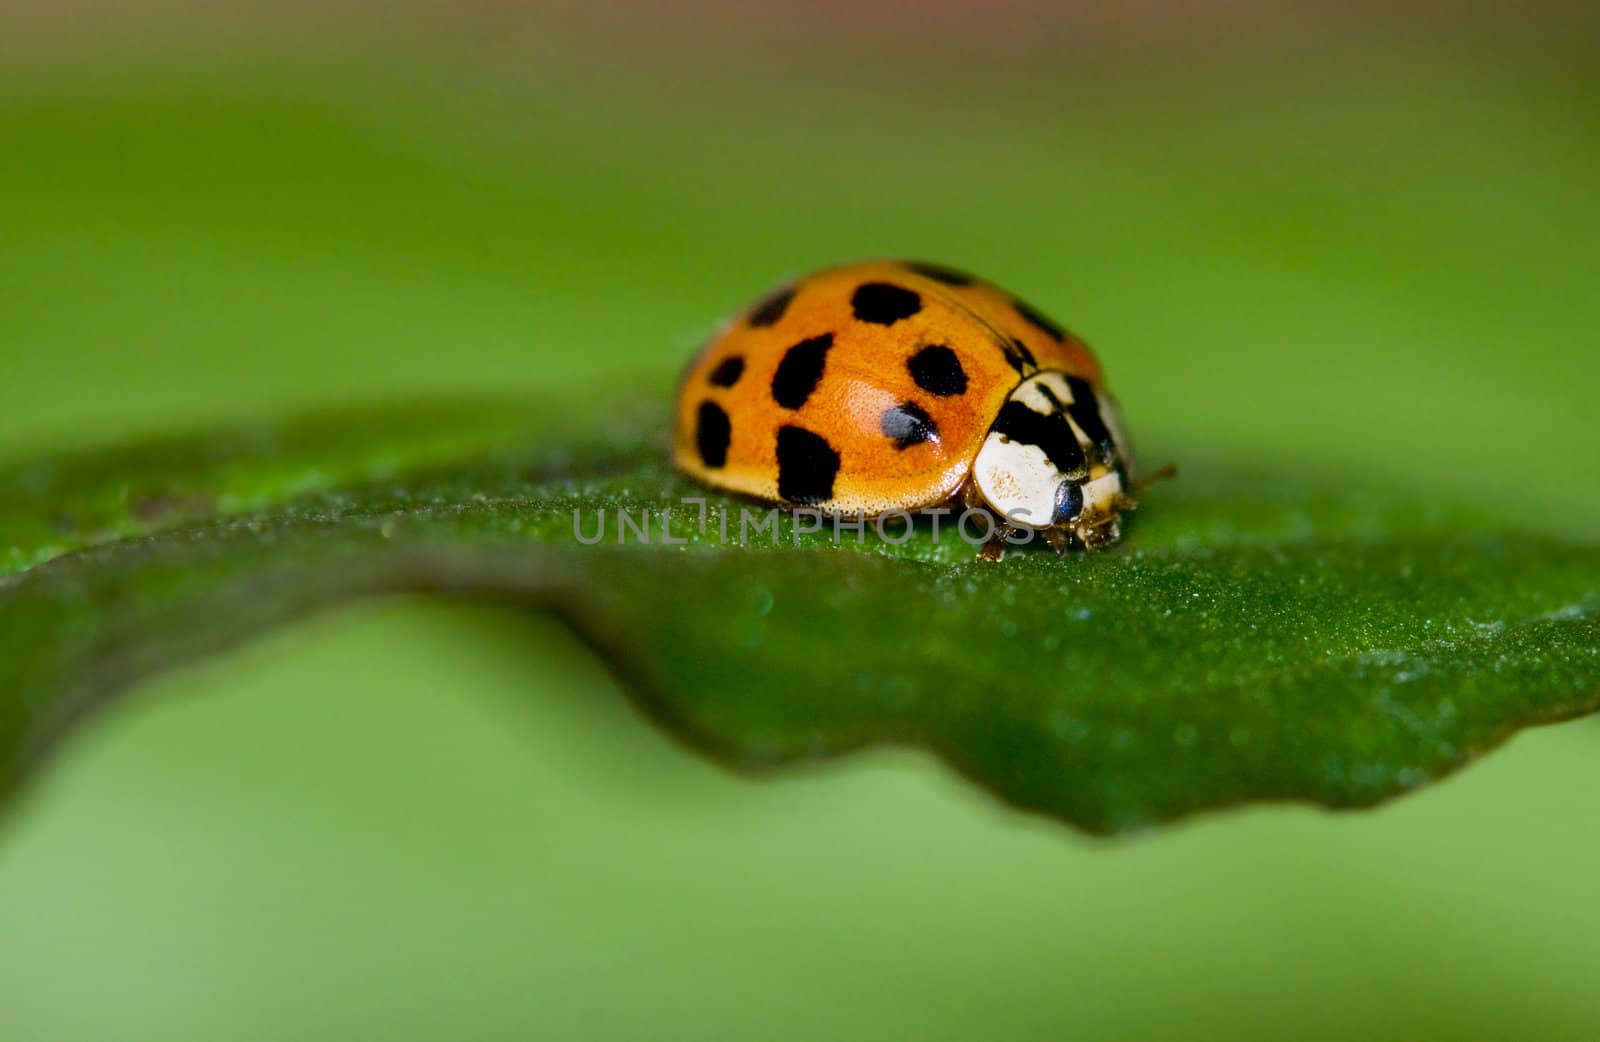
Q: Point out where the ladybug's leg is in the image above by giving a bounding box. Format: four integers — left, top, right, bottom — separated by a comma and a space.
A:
978, 527, 1010, 562
1078, 517, 1123, 551
1044, 527, 1073, 556
961, 479, 1009, 561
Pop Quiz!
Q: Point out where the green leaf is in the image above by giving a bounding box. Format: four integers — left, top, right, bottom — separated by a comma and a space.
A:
2, 398, 1597, 834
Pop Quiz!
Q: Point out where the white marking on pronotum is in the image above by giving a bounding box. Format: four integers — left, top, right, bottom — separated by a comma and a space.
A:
974, 436, 1057, 525
972, 370, 1127, 527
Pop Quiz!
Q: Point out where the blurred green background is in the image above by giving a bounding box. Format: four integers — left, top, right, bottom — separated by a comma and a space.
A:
3, 3, 1599, 1039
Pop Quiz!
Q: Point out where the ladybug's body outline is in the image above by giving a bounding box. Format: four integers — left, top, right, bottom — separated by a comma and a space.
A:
673, 260, 1140, 557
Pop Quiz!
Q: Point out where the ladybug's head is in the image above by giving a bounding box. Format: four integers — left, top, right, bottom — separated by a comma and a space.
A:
970, 371, 1136, 551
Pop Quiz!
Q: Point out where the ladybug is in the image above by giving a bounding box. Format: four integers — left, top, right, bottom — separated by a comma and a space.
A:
673, 260, 1147, 558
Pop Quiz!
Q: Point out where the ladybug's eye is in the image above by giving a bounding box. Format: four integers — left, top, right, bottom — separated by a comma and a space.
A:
1053, 481, 1085, 524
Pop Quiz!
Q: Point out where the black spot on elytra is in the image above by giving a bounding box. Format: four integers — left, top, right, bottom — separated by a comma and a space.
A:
1063, 375, 1117, 465
907, 344, 968, 396
991, 400, 1088, 479
695, 401, 731, 468
770, 333, 833, 409
904, 261, 974, 286
881, 401, 939, 450
776, 425, 840, 504
747, 287, 795, 327
708, 355, 745, 388
1013, 297, 1066, 341
1001, 337, 1037, 375
851, 282, 922, 325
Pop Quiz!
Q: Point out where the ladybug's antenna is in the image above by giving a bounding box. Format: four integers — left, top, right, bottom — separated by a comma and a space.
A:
1114, 463, 1177, 512
1134, 463, 1178, 495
